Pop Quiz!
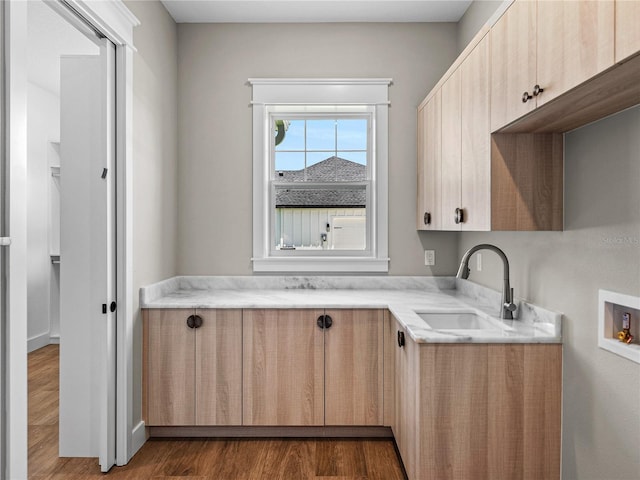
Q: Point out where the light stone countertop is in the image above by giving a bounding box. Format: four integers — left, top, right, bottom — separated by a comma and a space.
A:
140, 276, 562, 344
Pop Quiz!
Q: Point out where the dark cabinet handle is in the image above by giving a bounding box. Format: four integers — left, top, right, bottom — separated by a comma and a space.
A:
397, 330, 405, 348
522, 91, 532, 103
533, 84, 544, 96
317, 315, 333, 329
187, 314, 203, 329
424, 212, 431, 225
454, 208, 464, 224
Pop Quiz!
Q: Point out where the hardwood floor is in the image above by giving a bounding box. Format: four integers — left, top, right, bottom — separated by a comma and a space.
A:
29, 345, 406, 479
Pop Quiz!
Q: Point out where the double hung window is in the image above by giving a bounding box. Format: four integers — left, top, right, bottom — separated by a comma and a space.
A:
250, 79, 390, 272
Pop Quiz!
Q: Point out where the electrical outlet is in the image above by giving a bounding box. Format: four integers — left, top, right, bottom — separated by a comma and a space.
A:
424, 250, 435, 266
476, 253, 482, 271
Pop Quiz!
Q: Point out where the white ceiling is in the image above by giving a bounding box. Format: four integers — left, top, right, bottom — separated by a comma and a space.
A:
161, 0, 473, 23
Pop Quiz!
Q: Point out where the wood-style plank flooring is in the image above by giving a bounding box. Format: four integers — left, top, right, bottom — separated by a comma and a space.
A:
29, 344, 406, 479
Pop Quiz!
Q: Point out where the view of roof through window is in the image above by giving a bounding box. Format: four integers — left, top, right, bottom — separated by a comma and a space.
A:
274, 118, 368, 178
272, 116, 370, 251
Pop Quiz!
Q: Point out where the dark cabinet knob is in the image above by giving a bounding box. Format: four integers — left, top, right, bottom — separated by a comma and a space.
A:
454, 208, 464, 224
424, 212, 431, 225
397, 330, 405, 348
522, 91, 532, 103
317, 315, 333, 329
533, 84, 544, 96
187, 314, 203, 329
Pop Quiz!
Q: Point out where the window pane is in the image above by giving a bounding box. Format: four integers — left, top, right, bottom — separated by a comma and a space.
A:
274, 186, 367, 251
306, 119, 336, 151
337, 119, 367, 151
337, 151, 367, 167
274, 119, 305, 151
275, 152, 304, 173
275, 186, 366, 209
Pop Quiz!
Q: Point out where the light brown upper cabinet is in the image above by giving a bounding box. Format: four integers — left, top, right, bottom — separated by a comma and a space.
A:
490, 0, 537, 131
615, 0, 640, 63
416, 91, 441, 230
144, 308, 243, 426
536, 0, 614, 107
440, 67, 462, 231
460, 35, 491, 231
491, 0, 615, 130
419, 35, 491, 231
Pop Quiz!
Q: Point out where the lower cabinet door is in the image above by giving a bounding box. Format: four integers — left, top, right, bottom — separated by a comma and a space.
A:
146, 309, 196, 426
243, 309, 325, 426
195, 309, 242, 425
419, 344, 489, 480
394, 321, 418, 480
324, 309, 384, 426
145, 308, 243, 426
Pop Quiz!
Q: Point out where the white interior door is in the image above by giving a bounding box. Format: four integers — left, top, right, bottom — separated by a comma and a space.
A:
58, 38, 116, 472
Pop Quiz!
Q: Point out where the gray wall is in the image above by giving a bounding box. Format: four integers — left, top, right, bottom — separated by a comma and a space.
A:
456, 0, 503, 53
125, 0, 178, 426
176, 22, 460, 276
459, 106, 640, 480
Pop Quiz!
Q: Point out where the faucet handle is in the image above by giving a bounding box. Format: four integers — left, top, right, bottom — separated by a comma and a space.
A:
504, 288, 517, 312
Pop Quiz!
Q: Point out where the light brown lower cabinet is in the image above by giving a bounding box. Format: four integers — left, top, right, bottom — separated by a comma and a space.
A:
243, 308, 384, 426
392, 318, 562, 480
242, 309, 325, 426
324, 309, 384, 426
143, 308, 242, 426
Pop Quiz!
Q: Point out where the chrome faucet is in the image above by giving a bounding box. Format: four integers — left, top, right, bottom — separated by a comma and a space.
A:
456, 244, 517, 320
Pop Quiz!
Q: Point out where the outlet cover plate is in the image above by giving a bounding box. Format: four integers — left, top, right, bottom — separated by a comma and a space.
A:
424, 250, 435, 266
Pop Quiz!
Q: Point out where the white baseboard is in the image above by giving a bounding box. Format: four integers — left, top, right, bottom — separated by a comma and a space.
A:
27, 332, 51, 353
131, 420, 146, 458
49, 334, 60, 344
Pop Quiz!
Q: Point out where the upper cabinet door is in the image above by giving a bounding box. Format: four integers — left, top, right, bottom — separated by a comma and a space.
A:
461, 35, 491, 232
536, 0, 614, 107
490, 0, 537, 131
615, 0, 640, 63
416, 92, 441, 231
440, 68, 462, 231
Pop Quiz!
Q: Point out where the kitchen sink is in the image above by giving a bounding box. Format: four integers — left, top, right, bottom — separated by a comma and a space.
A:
417, 312, 503, 331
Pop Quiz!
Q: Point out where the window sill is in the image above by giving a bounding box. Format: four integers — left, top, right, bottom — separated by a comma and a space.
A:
252, 257, 390, 273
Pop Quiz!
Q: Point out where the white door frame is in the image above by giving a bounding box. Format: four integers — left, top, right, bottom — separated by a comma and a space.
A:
3, 1, 139, 477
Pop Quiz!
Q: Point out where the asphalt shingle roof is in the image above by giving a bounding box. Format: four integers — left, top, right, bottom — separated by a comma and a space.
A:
275, 156, 366, 208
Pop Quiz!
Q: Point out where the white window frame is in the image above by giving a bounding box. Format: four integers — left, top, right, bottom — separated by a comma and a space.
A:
249, 78, 391, 273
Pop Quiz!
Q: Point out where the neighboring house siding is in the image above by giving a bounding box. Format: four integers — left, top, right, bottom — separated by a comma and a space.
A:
275, 207, 365, 248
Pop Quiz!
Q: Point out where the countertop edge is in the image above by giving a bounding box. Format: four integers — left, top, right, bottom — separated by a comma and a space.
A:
139, 276, 562, 345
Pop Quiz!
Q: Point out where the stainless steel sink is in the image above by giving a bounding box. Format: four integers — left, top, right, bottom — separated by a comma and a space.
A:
417, 312, 503, 331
